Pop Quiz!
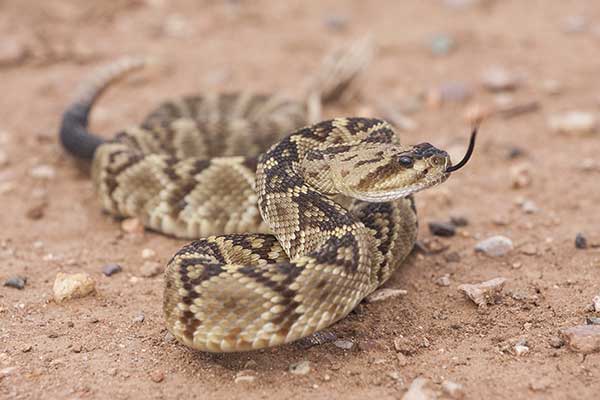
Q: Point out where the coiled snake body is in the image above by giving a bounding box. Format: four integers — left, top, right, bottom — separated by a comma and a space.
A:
60, 54, 476, 352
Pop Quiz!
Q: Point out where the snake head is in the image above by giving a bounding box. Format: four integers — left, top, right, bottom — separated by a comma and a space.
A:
324, 127, 478, 203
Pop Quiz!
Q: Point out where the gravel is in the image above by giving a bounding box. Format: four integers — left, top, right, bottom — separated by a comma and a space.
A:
402, 377, 437, 400
333, 340, 354, 350
442, 380, 465, 399
474, 236, 513, 257
4, 276, 26, 289
289, 360, 311, 375
548, 111, 597, 135
140, 261, 163, 278
481, 66, 520, 91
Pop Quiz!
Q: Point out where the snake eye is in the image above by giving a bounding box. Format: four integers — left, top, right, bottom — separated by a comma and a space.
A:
398, 155, 414, 168
431, 155, 445, 166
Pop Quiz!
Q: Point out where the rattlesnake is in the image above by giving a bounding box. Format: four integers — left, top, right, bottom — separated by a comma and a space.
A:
59, 44, 476, 352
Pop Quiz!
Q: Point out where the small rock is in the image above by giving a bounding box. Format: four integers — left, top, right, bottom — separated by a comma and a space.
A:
53, 272, 96, 302
71, 344, 83, 353
163, 332, 176, 343
140, 261, 163, 277
563, 15, 587, 33
4, 276, 26, 290
29, 164, 56, 180
437, 82, 472, 103
107, 368, 118, 377
428, 221, 456, 237
561, 325, 600, 353
435, 274, 451, 287
21, 344, 32, 353
149, 370, 164, 383
475, 236, 513, 257
586, 317, 600, 325
593, 295, 600, 312
514, 341, 529, 356
289, 360, 311, 375
458, 277, 507, 307
428, 33, 455, 56
449, 216, 469, 227
0, 366, 17, 379
575, 233, 588, 249
548, 336, 564, 349
549, 111, 597, 135
507, 146, 526, 159
141, 248, 156, 259
132, 312, 145, 323
393, 336, 416, 355
0, 39, 27, 67
121, 218, 144, 234
510, 163, 532, 189
102, 263, 122, 276
520, 244, 538, 256
323, 14, 349, 31
333, 340, 354, 350
365, 288, 408, 303
402, 377, 437, 400
541, 79, 562, 95
418, 238, 449, 254
296, 330, 337, 349
234, 370, 256, 383
444, 252, 461, 263
26, 202, 48, 220
481, 66, 520, 92
521, 200, 539, 214
441, 380, 465, 399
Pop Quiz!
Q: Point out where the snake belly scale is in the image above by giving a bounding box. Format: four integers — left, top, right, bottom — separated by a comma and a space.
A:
60, 56, 476, 352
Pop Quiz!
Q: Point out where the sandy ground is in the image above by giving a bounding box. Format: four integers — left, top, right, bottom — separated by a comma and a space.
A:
1, 1, 600, 399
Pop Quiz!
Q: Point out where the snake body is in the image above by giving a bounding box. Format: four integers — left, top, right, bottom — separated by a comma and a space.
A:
60, 54, 475, 352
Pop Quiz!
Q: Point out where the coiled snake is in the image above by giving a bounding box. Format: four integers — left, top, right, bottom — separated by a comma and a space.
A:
59, 46, 476, 352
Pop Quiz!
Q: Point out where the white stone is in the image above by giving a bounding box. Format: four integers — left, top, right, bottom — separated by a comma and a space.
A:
475, 236, 513, 257
53, 272, 96, 302
402, 377, 437, 400
458, 278, 507, 307
549, 111, 597, 135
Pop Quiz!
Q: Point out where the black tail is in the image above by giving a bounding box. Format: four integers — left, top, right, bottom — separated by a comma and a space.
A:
59, 57, 146, 160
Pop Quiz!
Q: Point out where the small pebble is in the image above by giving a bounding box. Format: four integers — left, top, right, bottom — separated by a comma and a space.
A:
444, 252, 461, 263
141, 248, 156, 259
437, 81, 473, 103
163, 332, 176, 343
234, 370, 257, 383
548, 111, 597, 135
593, 295, 600, 313
458, 277, 507, 307
520, 244, 538, 256
4, 276, 26, 290
21, 344, 32, 353
289, 360, 311, 375
333, 340, 354, 350
521, 200, 539, 214
428, 221, 456, 237
402, 377, 437, 400
449, 215, 469, 227
26, 202, 47, 220
102, 263, 122, 276
0, 39, 27, 66
435, 274, 451, 287
475, 236, 513, 257
29, 164, 56, 180
575, 233, 588, 249
481, 66, 520, 92
560, 325, 600, 354
393, 336, 416, 355
510, 163, 532, 189
428, 33, 455, 56
514, 343, 529, 356
442, 380, 465, 399
140, 261, 163, 278
121, 218, 144, 234
541, 79, 563, 95
132, 312, 145, 323
507, 147, 526, 159
323, 14, 349, 31
149, 370, 164, 383
548, 336, 564, 349
365, 288, 408, 303
53, 272, 96, 302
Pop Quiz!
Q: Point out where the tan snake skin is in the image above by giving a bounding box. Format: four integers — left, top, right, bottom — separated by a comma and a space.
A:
60, 43, 475, 352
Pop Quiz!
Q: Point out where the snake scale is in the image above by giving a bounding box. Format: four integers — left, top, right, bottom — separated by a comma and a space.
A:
59, 46, 476, 352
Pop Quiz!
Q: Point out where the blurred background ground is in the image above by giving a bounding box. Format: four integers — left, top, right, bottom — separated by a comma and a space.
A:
1, 1, 600, 399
